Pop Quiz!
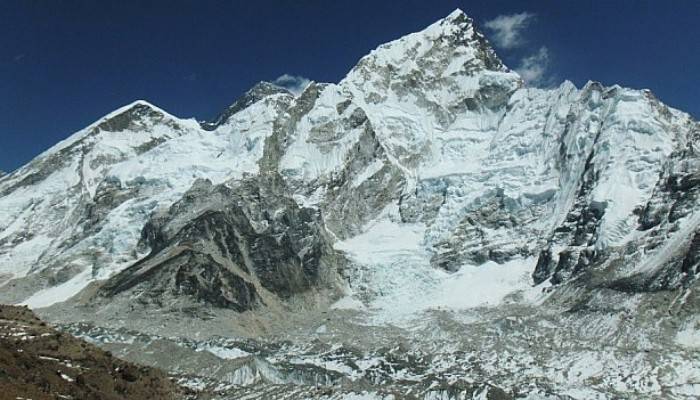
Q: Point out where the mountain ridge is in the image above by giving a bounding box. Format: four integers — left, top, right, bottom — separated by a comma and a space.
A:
0, 8, 697, 308
0, 10, 699, 398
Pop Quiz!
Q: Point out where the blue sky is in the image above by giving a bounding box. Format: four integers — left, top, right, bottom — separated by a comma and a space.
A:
1, 0, 698, 172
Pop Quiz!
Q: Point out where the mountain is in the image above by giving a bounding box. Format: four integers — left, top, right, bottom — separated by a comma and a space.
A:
1, 9, 699, 399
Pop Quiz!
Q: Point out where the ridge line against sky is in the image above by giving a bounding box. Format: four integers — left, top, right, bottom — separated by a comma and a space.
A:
1, 0, 698, 172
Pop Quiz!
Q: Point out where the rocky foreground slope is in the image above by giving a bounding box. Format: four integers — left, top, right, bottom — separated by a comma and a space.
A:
0, 305, 185, 400
0, 8, 699, 399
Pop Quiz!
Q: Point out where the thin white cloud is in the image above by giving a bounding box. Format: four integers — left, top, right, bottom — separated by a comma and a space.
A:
13, 54, 26, 63
484, 12, 535, 49
516, 47, 550, 86
272, 74, 311, 96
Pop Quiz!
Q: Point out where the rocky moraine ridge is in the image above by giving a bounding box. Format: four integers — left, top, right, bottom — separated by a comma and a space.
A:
0, 9, 699, 400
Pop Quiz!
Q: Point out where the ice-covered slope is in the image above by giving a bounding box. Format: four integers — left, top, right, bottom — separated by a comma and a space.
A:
0, 92, 294, 306
0, 9, 698, 317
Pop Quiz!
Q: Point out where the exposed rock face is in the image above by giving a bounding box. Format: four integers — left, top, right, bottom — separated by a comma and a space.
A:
98, 174, 344, 311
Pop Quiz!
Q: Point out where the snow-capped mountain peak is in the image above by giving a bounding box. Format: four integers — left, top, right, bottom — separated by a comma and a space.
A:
0, 9, 697, 330
1, 10, 699, 397
203, 81, 293, 130
342, 8, 517, 90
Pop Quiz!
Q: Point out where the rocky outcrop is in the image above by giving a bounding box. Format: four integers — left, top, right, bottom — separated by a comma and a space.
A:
98, 174, 345, 311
